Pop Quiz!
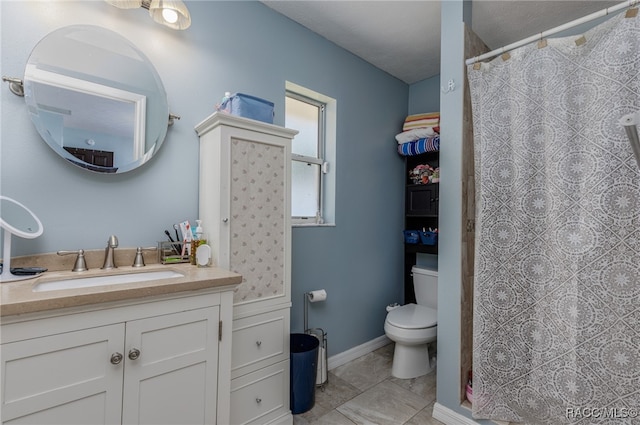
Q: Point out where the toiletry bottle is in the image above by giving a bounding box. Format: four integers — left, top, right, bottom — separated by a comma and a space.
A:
190, 220, 207, 265
217, 92, 232, 113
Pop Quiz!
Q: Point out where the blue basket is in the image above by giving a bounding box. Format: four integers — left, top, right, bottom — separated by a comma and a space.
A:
419, 231, 438, 245
219, 93, 274, 124
404, 230, 420, 244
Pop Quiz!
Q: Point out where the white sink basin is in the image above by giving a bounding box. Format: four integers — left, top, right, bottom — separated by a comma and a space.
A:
33, 270, 185, 292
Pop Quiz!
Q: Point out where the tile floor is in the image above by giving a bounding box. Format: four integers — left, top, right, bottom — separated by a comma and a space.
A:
293, 343, 445, 425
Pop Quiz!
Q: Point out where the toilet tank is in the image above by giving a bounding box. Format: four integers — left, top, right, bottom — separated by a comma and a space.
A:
412, 265, 438, 309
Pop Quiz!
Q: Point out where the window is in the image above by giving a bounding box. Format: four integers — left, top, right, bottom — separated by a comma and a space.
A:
285, 84, 335, 226
286, 93, 325, 223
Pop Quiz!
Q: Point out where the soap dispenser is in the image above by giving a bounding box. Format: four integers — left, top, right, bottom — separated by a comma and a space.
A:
195, 220, 203, 240
190, 220, 206, 265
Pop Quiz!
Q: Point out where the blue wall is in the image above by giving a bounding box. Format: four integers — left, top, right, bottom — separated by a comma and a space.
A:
408, 75, 441, 115
1, 0, 407, 356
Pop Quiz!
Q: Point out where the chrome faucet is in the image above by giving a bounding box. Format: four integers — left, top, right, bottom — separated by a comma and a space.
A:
101, 235, 119, 269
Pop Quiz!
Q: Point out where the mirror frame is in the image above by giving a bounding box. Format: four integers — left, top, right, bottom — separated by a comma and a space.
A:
0, 196, 43, 239
0, 196, 44, 282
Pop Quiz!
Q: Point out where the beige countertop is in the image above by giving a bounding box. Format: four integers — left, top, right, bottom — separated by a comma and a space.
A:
0, 263, 242, 317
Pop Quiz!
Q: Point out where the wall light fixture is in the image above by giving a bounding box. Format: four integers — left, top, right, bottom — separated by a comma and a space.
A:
106, 0, 191, 30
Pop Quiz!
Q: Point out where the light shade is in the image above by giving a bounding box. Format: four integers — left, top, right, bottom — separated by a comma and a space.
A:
149, 0, 191, 30
105, 0, 142, 9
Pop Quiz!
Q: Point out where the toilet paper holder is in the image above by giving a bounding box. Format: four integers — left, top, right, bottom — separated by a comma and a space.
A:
304, 291, 328, 389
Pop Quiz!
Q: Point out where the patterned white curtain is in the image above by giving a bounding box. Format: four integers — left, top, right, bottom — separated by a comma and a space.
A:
467, 11, 640, 424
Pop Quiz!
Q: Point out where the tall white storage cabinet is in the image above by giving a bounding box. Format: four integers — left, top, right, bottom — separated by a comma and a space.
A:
196, 113, 297, 425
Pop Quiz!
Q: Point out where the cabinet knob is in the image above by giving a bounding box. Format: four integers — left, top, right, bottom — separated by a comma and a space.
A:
256, 341, 262, 347
128, 348, 141, 360
256, 397, 262, 404
222, 218, 229, 223
110, 352, 123, 364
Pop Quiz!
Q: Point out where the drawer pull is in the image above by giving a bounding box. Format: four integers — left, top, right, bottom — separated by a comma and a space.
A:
256, 397, 262, 404
110, 352, 123, 365
256, 341, 262, 347
128, 348, 141, 360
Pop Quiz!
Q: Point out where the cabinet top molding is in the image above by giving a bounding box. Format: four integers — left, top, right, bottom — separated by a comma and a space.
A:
195, 112, 298, 139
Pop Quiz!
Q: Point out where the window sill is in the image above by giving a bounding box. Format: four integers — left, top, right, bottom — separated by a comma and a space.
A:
292, 222, 336, 228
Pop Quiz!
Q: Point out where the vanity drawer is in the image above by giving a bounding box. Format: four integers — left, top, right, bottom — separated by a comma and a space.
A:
231, 308, 289, 378
230, 360, 289, 425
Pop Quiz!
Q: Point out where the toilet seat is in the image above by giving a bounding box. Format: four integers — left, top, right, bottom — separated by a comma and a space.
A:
384, 321, 437, 345
386, 303, 436, 329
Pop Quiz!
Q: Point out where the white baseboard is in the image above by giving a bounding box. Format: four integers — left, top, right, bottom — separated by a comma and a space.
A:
327, 335, 391, 370
432, 402, 480, 425
265, 412, 293, 425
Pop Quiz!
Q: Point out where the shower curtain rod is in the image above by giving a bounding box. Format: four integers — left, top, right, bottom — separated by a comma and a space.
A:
620, 112, 640, 169
465, 0, 637, 65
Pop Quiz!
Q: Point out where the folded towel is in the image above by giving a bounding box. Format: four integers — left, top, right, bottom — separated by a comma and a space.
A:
397, 136, 440, 156
405, 112, 439, 121
403, 118, 439, 131
403, 112, 440, 132
395, 127, 439, 144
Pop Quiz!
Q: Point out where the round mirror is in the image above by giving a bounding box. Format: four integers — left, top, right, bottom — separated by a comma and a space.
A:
0, 196, 44, 282
0, 196, 43, 239
23, 25, 169, 174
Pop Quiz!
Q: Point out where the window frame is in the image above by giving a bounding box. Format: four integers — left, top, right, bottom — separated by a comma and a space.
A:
286, 91, 328, 225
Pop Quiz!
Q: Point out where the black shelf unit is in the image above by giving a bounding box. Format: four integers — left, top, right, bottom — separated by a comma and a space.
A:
403, 151, 439, 304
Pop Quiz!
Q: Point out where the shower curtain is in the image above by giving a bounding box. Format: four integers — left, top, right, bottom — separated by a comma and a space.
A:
468, 11, 640, 425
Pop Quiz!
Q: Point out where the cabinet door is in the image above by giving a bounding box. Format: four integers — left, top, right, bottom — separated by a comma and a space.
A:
1, 324, 124, 425
121, 307, 220, 425
406, 184, 439, 217
228, 137, 288, 305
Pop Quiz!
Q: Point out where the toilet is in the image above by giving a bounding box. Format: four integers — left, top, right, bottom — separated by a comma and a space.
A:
384, 265, 438, 379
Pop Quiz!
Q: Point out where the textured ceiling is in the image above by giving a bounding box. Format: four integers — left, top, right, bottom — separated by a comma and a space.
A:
262, 1, 620, 84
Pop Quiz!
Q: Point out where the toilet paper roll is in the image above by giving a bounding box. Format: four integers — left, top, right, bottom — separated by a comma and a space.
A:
307, 289, 327, 302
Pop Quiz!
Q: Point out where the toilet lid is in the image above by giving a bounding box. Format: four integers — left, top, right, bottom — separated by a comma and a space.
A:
387, 304, 437, 329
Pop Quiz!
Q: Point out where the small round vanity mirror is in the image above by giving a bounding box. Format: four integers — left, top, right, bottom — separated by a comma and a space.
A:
0, 196, 44, 282
23, 25, 169, 174
0, 196, 43, 238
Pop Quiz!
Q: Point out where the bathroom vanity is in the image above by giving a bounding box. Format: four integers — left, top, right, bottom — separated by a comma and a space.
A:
196, 113, 297, 425
0, 264, 241, 425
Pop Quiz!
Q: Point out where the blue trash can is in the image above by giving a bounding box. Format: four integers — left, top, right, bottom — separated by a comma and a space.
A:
290, 333, 319, 414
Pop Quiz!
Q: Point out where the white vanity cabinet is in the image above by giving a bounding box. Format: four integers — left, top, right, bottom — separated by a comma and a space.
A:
1, 289, 234, 425
196, 113, 297, 425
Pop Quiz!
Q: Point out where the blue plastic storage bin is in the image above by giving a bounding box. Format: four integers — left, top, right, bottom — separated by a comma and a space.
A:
404, 230, 420, 244
290, 333, 319, 414
420, 231, 438, 245
219, 92, 274, 124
